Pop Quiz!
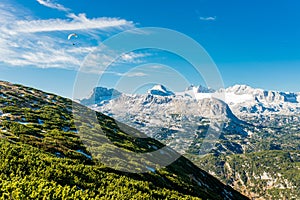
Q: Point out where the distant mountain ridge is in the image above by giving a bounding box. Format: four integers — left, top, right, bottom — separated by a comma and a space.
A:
82, 84, 300, 124
81, 84, 300, 199
83, 84, 250, 155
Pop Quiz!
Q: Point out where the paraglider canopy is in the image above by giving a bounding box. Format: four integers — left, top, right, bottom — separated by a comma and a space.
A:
68, 33, 78, 40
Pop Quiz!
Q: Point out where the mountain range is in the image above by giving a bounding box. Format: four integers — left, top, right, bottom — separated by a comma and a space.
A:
81, 84, 300, 199
0, 80, 248, 199
82, 84, 300, 122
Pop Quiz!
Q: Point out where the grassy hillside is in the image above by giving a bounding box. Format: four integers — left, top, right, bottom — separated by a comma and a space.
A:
0, 80, 247, 200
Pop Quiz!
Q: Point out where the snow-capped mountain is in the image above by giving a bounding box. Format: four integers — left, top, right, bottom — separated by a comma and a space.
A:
83, 85, 247, 154
185, 85, 216, 93
148, 84, 175, 96
81, 84, 300, 153
79, 84, 300, 199
82, 83, 300, 123
89, 84, 237, 121
214, 85, 300, 126
221, 85, 300, 116
178, 84, 300, 122
80, 87, 121, 106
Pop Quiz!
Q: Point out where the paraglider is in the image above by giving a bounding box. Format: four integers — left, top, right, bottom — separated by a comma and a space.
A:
68, 33, 78, 45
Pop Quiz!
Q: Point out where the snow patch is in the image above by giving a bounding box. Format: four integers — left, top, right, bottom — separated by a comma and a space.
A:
145, 166, 156, 173
261, 171, 272, 180
38, 119, 44, 125
76, 150, 92, 159
17, 121, 30, 125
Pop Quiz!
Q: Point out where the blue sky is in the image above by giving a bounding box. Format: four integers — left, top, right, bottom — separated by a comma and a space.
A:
0, 0, 300, 98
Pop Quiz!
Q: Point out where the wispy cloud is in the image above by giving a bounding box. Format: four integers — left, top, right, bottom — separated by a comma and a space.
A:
148, 65, 163, 69
36, 0, 70, 12
111, 71, 148, 77
5, 13, 134, 35
92, 71, 148, 77
124, 72, 147, 77
119, 52, 151, 64
0, 2, 139, 71
79, 46, 151, 74
200, 16, 216, 21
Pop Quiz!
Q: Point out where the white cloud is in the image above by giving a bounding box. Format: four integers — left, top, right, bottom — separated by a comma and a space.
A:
119, 52, 151, 64
200, 16, 216, 21
105, 71, 147, 77
36, 0, 70, 12
4, 13, 134, 35
79, 46, 151, 74
124, 72, 147, 77
0, 2, 139, 71
148, 65, 163, 69
1, 38, 80, 68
